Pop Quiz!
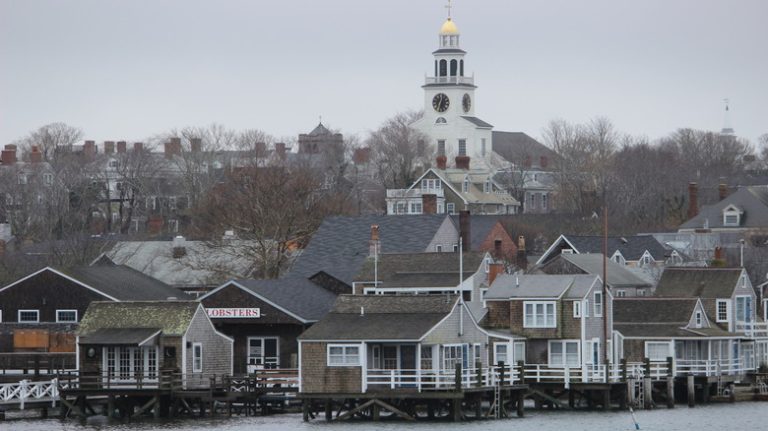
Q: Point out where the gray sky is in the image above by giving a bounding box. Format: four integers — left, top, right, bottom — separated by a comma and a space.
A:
1, 0, 766, 147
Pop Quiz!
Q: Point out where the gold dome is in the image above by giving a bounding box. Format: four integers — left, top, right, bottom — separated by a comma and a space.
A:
440, 18, 459, 35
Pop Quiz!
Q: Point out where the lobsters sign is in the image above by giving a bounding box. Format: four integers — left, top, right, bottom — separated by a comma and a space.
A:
206, 308, 261, 318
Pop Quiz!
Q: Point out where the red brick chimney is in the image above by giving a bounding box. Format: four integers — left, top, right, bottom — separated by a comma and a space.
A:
190, 137, 202, 153
104, 141, 115, 154
516, 235, 528, 270
117, 141, 127, 153
493, 239, 503, 260
422, 194, 437, 214
29, 145, 42, 163
714, 246, 723, 261
455, 155, 470, 170
369, 224, 381, 258
275, 142, 287, 160
255, 142, 267, 156
353, 147, 371, 165
718, 183, 728, 201
459, 210, 470, 252
436, 155, 447, 170
1, 144, 16, 165
165, 137, 182, 159
133, 142, 144, 153
488, 263, 504, 286
83, 140, 96, 160
688, 182, 699, 219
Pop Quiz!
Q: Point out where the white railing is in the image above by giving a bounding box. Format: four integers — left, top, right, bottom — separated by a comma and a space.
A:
0, 378, 62, 409
365, 366, 518, 392
386, 188, 445, 199
736, 321, 768, 338
425, 76, 475, 85
676, 359, 749, 376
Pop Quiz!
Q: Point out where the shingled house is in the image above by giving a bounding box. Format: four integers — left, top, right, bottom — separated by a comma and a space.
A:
77, 301, 232, 385
536, 234, 668, 268
199, 277, 337, 373
0, 265, 187, 356
298, 295, 516, 394
535, 253, 653, 297
483, 274, 614, 367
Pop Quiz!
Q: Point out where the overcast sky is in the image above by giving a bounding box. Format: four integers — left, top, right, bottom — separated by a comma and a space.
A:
1, 0, 766, 147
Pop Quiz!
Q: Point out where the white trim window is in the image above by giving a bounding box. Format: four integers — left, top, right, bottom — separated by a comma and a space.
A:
523, 301, 556, 328
594, 291, 603, 317
549, 340, 580, 367
645, 341, 672, 361
494, 343, 509, 365
616, 290, 626, 298
694, 311, 703, 328
56, 310, 78, 323
513, 341, 526, 364
723, 206, 742, 226
573, 300, 581, 318
446, 202, 455, 215
192, 342, 203, 373
327, 344, 361, 366
716, 299, 730, 323
18, 310, 40, 323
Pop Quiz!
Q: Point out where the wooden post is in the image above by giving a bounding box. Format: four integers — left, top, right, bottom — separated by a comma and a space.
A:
372, 401, 380, 422
324, 400, 332, 421
499, 361, 507, 386
605, 360, 611, 383
517, 390, 525, 417
41, 407, 48, 419
643, 378, 653, 409
452, 398, 462, 422
644, 358, 651, 377
666, 376, 675, 408
302, 400, 310, 422
475, 395, 482, 418
455, 363, 462, 390
603, 388, 611, 411
568, 390, 575, 408
475, 361, 482, 388
517, 360, 524, 385
621, 359, 628, 382
427, 401, 435, 419
687, 375, 695, 408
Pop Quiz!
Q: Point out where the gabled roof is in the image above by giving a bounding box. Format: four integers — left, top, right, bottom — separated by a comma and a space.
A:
654, 268, 743, 298
218, 278, 338, 322
298, 295, 458, 341
484, 274, 600, 300
491, 131, 558, 167
543, 253, 652, 288
538, 234, 667, 264
78, 301, 200, 337
354, 251, 487, 288
613, 298, 733, 338
680, 185, 768, 230
461, 116, 493, 128
0, 265, 188, 301
308, 122, 332, 136
289, 215, 448, 285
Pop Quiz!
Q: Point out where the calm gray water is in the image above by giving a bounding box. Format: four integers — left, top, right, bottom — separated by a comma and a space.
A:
5, 403, 767, 431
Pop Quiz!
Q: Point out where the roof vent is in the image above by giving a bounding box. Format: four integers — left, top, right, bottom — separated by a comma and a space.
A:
620, 237, 628, 244
360, 306, 364, 317
515, 275, 519, 287
167, 296, 178, 301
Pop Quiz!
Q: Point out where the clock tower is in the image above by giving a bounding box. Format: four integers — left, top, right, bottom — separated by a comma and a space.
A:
411, 10, 493, 169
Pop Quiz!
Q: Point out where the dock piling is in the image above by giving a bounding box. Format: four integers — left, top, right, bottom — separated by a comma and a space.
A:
687, 375, 695, 408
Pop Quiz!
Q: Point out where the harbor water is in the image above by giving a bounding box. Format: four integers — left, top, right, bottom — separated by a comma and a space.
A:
6, 403, 767, 431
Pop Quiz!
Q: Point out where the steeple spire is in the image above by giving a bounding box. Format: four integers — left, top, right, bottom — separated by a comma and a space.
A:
445, 0, 453, 19
721, 98, 735, 136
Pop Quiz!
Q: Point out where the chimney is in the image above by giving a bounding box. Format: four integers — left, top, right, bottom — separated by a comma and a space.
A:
117, 141, 127, 153
133, 142, 144, 153
688, 182, 699, 219
459, 210, 470, 252
255, 142, 267, 156
172, 235, 187, 258
516, 235, 528, 271
104, 141, 115, 154
436, 155, 447, 170
83, 140, 96, 160
29, 145, 42, 163
714, 246, 723, 261
190, 137, 202, 153
369, 224, 380, 258
353, 147, 371, 165
488, 263, 504, 286
275, 142, 287, 160
165, 137, 182, 159
718, 183, 728, 201
455, 155, 470, 170
1, 144, 16, 165
422, 194, 437, 214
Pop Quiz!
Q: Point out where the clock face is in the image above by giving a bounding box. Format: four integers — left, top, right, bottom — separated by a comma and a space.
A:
432, 93, 450, 112
462, 93, 471, 113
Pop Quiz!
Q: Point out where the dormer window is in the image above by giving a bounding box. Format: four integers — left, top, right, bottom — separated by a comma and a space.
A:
694, 311, 703, 328
722, 205, 742, 227
462, 176, 469, 193
611, 251, 626, 265
639, 251, 653, 267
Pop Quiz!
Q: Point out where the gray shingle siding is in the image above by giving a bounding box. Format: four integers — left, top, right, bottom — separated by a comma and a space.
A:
423, 305, 489, 365
185, 307, 232, 376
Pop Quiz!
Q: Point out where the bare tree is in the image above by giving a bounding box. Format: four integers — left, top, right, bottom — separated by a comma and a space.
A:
11, 122, 83, 162
366, 111, 432, 189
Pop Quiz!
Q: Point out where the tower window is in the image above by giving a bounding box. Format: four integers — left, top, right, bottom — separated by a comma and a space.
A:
437, 140, 446, 156
439, 59, 447, 77
481, 138, 486, 156
458, 139, 467, 156
435, 117, 447, 124
450, 60, 458, 76
460, 60, 464, 76
434, 60, 438, 77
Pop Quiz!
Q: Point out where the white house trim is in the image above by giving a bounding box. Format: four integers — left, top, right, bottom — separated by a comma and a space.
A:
0, 267, 120, 301
536, 235, 580, 265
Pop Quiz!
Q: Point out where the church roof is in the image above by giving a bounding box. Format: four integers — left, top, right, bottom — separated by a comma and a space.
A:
461, 116, 493, 128
440, 18, 459, 35
308, 122, 332, 136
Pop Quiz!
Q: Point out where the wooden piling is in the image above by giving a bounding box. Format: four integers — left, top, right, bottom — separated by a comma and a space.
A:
517, 390, 525, 417
324, 400, 333, 421
687, 375, 695, 408
666, 376, 675, 408
643, 378, 653, 409
302, 400, 310, 422
372, 402, 380, 422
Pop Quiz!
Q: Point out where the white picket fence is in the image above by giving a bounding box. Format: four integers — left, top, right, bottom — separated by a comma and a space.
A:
0, 378, 62, 409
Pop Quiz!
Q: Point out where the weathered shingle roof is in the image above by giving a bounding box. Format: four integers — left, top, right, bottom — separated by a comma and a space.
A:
63, 265, 190, 301
448, 215, 509, 250
233, 277, 338, 322
485, 274, 598, 299
289, 215, 448, 285
80, 328, 160, 345
546, 253, 652, 288
78, 301, 199, 337
680, 186, 768, 230
491, 131, 557, 167
298, 295, 457, 341
558, 235, 667, 261
461, 116, 493, 128
354, 252, 486, 287
654, 268, 743, 298
613, 298, 733, 338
